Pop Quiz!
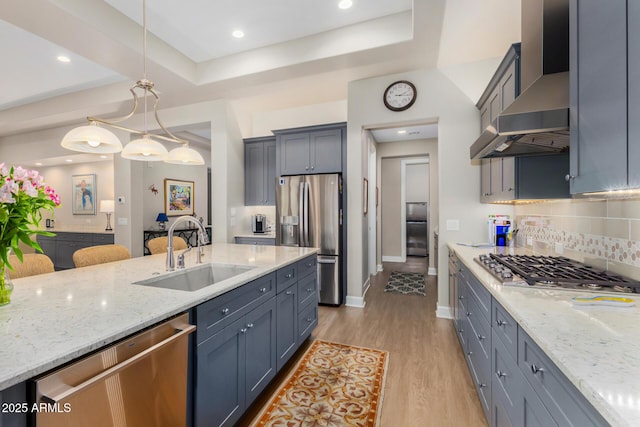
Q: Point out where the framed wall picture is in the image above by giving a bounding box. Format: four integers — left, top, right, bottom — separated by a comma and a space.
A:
165, 179, 194, 216
72, 174, 96, 215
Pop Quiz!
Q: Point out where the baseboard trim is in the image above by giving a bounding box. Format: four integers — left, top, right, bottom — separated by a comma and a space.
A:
345, 295, 366, 308
377, 264, 383, 272
428, 267, 437, 276
436, 304, 453, 319
382, 256, 403, 263
362, 278, 370, 295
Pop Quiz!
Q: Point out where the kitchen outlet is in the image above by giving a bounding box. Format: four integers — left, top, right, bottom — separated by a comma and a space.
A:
446, 219, 459, 231
555, 243, 564, 254
118, 217, 128, 226
527, 237, 533, 246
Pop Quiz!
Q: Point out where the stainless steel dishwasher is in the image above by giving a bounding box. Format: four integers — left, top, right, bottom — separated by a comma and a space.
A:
33, 313, 195, 427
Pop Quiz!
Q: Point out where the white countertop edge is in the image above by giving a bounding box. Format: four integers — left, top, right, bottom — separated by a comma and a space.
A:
448, 243, 635, 427
234, 233, 276, 239
0, 245, 318, 391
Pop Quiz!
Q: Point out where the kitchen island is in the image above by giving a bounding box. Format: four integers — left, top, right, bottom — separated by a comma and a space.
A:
0, 243, 317, 392
450, 244, 640, 427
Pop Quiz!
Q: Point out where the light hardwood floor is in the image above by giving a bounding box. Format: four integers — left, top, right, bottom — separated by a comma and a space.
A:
240, 257, 487, 426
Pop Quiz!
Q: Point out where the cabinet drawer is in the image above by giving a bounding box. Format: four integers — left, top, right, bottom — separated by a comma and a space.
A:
297, 255, 317, 279
196, 273, 275, 344
518, 329, 607, 427
276, 263, 297, 293
297, 272, 318, 310
466, 274, 491, 323
456, 299, 467, 350
492, 298, 518, 361
234, 237, 275, 246
56, 232, 93, 242
467, 334, 491, 419
492, 330, 522, 424
93, 234, 114, 244
298, 300, 318, 340
467, 297, 491, 373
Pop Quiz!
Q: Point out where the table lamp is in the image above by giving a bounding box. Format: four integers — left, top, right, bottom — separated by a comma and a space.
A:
99, 200, 115, 231
156, 212, 169, 230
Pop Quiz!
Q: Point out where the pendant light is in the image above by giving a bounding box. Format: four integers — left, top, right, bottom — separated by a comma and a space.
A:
60, 0, 204, 165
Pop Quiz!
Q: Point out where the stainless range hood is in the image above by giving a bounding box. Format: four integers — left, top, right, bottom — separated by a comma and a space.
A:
471, 0, 570, 159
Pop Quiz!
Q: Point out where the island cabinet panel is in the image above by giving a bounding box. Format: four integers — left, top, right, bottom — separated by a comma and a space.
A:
274, 123, 345, 176
194, 255, 318, 426
234, 236, 275, 246
0, 381, 28, 427
276, 282, 298, 371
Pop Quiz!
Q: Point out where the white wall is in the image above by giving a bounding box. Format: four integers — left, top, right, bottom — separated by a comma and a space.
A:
406, 163, 429, 202
247, 100, 347, 137
348, 68, 513, 315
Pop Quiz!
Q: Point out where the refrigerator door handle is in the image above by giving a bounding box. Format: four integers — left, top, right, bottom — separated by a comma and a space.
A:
299, 182, 305, 246
317, 257, 337, 264
303, 181, 310, 247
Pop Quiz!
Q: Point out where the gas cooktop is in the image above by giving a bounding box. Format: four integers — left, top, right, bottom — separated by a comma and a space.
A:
475, 254, 640, 294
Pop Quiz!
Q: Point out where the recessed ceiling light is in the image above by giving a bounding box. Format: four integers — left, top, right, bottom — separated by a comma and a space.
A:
338, 0, 353, 10
397, 130, 407, 134
99, 155, 108, 159
232, 30, 245, 38
57, 55, 71, 63
65, 159, 73, 163
35, 162, 43, 166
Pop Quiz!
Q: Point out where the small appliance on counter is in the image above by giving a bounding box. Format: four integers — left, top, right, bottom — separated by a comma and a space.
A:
252, 214, 267, 234
488, 214, 511, 247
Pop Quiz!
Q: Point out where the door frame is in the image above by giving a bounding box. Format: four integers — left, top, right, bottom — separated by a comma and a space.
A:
400, 157, 429, 262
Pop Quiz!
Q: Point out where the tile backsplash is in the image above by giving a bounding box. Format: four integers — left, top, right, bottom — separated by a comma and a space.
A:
515, 198, 640, 280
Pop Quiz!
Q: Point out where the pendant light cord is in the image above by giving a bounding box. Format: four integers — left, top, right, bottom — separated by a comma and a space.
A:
142, 0, 148, 134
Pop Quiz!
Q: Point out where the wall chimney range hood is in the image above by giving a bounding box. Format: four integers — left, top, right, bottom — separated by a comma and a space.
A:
470, 0, 570, 160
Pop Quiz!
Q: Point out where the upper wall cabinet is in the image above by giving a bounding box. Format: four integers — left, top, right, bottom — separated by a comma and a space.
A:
569, 0, 639, 193
244, 136, 276, 206
274, 123, 345, 176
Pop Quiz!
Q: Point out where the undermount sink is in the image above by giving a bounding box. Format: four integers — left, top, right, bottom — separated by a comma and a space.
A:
133, 263, 255, 292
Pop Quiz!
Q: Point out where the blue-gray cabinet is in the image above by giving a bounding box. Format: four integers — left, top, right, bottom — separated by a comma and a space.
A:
234, 236, 275, 246
244, 136, 276, 206
0, 381, 28, 427
37, 232, 114, 270
194, 256, 318, 426
569, 0, 636, 193
274, 123, 344, 176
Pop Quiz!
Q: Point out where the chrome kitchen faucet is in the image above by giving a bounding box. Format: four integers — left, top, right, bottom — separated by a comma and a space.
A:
166, 216, 209, 271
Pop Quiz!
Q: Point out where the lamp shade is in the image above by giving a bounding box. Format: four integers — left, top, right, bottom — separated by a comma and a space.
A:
156, 212, 169, 222
99, 200, 115, 213
61, 124, 123, 153
121, 135, 168, 161
165, 145, 205, 165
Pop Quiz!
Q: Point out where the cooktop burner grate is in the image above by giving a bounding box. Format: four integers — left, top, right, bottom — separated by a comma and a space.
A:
489, 254, 640, 292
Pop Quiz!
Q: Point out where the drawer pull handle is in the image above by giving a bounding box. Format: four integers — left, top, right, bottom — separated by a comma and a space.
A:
479, 383, 487, 389
240, 328, 247, 334
477, 334, 486, 341
307, 262, 313, 267
531, 364, 545, 375
458, 329, 464, 333
497, 370, 507, 378
458, 295, 464, 300
285, 291, 293, 295
496, 319, 507, 327
285, 273, 293, 278
466, 311, 471, 316
221, 308, 230, 315
306, 288, 313, 292
306, 317, 313, 322
247, 323, 254, 329
467, 351, 473, 356
259, 287, 267, 293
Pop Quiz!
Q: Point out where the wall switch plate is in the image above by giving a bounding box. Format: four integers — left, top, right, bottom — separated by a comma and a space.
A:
117, 196, 125, 204
527, 237, 533, 246
555, 243, 563, 254
118, 217, 128, 226
446, 219, 459, 231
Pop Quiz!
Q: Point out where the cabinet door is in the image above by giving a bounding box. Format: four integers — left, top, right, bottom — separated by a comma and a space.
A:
310, 129, 342, 173
57, 240, 92, 269
37, 236, 57, 267
480, 104, 490, 133
278, 133, 310, 175
569, 0, 627, 193
480, 159, 492, 201
490, 158, 503, 199
628, 1, 640, 188
195, 318, 246, 427
264, 140, 277, 205
245, 297, 277, 406
245, 142, 265, 205
489, 88, 500, 123
501, 157, 515, 197
500, 60, 518, 111
276, 285, 298, 370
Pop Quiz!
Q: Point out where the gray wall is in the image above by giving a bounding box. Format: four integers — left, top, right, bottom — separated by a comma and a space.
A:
406, 163, 429, 202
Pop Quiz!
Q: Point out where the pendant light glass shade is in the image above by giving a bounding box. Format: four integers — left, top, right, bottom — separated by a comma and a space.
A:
121, 135, 168, 161
60, 124, 123, 153
165, 145, 205, 165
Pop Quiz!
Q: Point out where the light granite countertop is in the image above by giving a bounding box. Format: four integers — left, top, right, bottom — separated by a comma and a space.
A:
449, 244, 640, 427
0, 243, 317, 391
234, 232, 276, 239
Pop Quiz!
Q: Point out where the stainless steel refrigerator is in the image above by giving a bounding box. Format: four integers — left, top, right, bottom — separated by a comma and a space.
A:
406, 202, 428, 257
276, 174, 342, 305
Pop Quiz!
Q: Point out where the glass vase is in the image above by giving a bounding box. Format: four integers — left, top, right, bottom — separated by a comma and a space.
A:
0, 260, 13, 306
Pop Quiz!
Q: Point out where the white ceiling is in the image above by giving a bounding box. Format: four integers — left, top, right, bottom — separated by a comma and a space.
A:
0, 0, 521, 140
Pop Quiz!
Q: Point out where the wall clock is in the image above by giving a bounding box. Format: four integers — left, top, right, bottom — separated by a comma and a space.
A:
383, 80, 417, 111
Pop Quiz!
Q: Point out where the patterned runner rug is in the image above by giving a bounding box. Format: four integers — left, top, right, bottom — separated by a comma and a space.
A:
384, 271, 426, 296
252, 340, 389, 427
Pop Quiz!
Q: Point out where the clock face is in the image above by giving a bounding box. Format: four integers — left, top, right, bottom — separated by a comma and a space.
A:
383, 80, 417, 111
